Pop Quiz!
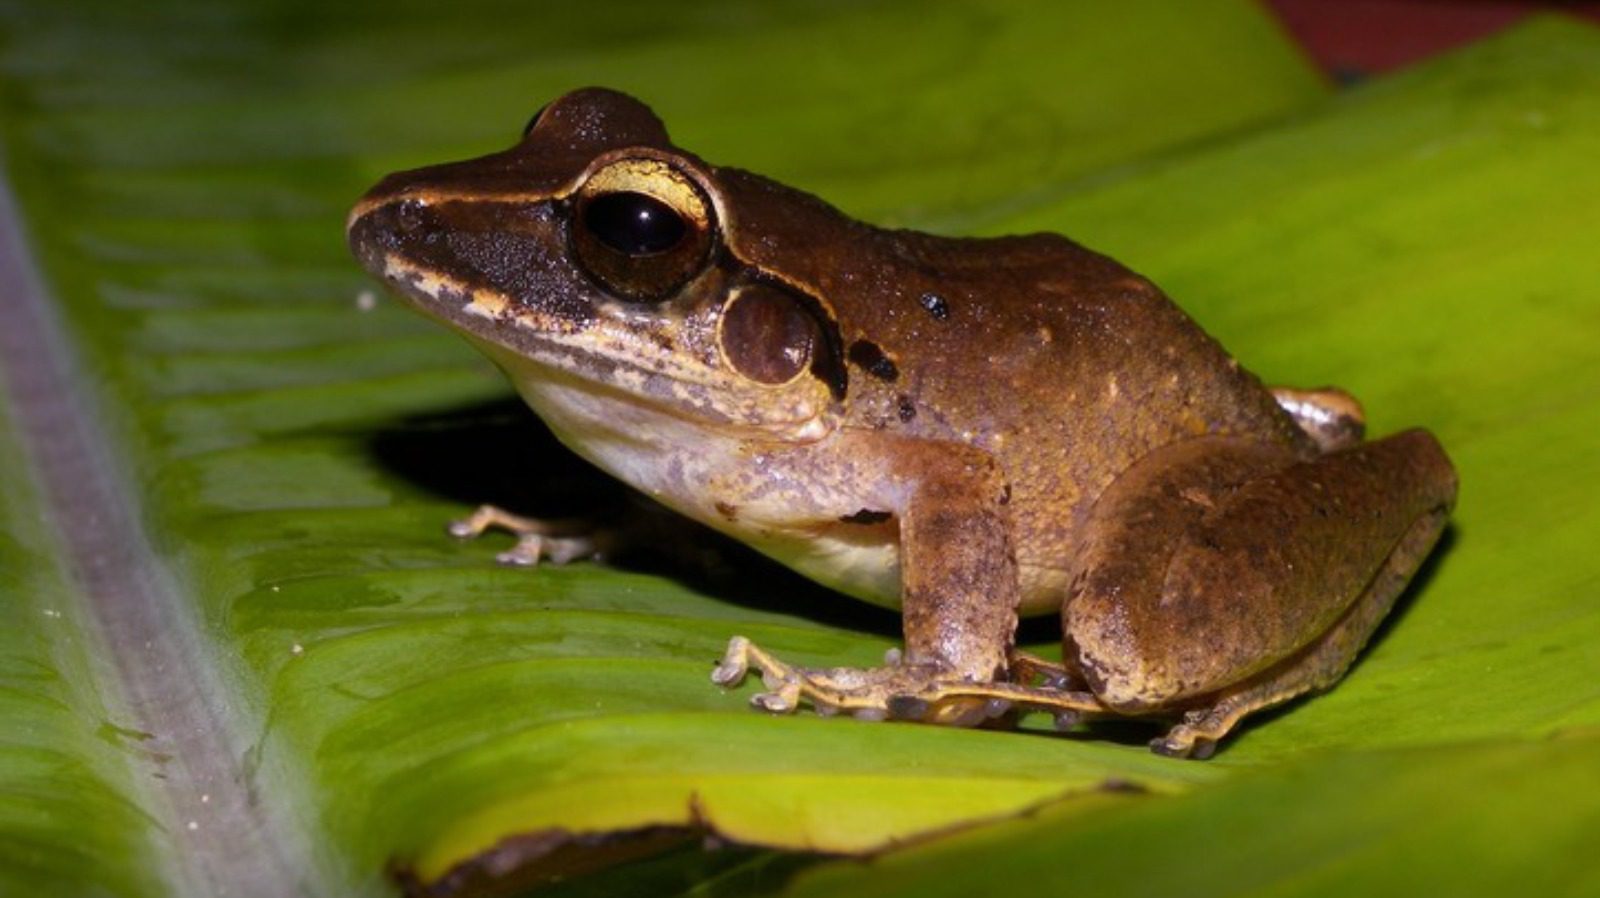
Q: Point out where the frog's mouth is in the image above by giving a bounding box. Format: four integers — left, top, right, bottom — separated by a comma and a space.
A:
350, 229, 834, 444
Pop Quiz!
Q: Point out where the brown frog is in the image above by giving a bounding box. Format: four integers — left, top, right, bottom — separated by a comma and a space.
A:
347, 88, 1457, 758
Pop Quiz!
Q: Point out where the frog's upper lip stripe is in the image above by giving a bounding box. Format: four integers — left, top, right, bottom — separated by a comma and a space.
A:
345, 187, 573, 234
375, 253, 831, 440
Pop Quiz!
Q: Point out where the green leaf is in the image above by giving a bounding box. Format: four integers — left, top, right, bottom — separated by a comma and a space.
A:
796, 16, 1600, 895
2, 1, 1596, 897
0, 373, 165, 897
992, 16, 1600, 759
789, 732, 1600, 898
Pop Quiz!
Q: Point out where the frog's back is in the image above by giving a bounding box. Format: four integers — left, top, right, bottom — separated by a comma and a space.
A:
715, 168, 1310, 578
882, 228, 1304, 435
853, 228, 1309, 519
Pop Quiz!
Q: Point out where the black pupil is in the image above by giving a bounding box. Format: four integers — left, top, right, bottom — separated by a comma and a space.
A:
584, 191, 687, 255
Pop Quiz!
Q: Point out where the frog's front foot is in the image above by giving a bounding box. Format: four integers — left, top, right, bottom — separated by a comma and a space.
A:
713, 636, 1074, 727
448, 504, 609, 567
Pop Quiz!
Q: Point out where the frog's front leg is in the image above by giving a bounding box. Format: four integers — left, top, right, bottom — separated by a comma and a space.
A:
714, 441, 1093, 726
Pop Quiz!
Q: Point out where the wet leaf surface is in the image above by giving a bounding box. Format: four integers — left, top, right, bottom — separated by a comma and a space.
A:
2, 3, 1596, 897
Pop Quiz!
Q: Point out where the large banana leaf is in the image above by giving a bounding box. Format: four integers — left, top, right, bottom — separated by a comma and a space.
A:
2, 1, 1597, 896
0, 370, 166, 895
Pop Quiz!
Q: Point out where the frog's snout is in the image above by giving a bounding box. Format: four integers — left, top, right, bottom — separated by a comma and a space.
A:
345, 195, 419, 279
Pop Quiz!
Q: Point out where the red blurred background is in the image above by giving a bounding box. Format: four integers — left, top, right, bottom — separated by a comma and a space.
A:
1266, 0, 1600, 79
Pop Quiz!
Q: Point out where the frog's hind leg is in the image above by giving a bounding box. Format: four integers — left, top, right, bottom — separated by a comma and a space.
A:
1152, 495, 1452, 758
902, 673, 1111, 731
1008, 651, 1087, 690
995, 651, 1104, 728
1067, 430, 1457, 759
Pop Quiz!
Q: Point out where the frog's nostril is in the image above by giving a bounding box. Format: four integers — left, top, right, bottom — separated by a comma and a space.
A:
396, 199, 427, 234
346, 214, 379, 266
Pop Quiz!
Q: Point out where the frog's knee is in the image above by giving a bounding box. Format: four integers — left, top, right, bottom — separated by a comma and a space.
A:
1379, 428, 1458, 511
1061, 618, 1188, 713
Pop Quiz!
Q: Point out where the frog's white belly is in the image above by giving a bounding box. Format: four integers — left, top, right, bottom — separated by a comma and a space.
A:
743, 528, 902, 608
749, 532, 1066, 617
497, 358, 1066, 617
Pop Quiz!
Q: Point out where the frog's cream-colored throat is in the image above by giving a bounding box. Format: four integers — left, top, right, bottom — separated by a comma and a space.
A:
376, 251, 834, 442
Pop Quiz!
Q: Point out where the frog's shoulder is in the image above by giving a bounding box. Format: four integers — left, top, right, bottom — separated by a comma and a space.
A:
710, 166, 1158, 314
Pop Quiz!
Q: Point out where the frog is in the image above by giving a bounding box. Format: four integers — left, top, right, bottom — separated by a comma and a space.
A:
347, 88, 1457, 758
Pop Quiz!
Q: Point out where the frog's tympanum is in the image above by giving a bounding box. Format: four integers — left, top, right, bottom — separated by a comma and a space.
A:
348, 89, 1457, 758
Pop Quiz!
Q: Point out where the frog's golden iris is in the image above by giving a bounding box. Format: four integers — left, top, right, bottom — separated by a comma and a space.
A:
568, 156, 715, 302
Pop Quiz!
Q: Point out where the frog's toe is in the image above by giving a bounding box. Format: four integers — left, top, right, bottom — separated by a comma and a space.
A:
712, 635, 1040, 727
886, 693, 1013, 726
1158, 736, 1217, 760
1149, 736, 1186, 759
450, 504, 606, 567
750, 682, 802, 713
1053, 711, 1083, 730
712, 635, 956, 718
714, 635, 847, 716
493, 531, 602, 567
1151, 720, 1221, 760
885, 694, 931, 719
710, 635, 754, 687
794, 664, 948, 718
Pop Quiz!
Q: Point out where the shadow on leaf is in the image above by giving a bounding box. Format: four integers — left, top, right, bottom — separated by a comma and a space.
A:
363, 397, 902, 638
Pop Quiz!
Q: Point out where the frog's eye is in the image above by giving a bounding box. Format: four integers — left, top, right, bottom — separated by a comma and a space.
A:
571, 158, 715, 302
583, 192, 685, 254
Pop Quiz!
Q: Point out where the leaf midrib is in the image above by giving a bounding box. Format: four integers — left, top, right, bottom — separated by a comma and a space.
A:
0, 166, 326, 896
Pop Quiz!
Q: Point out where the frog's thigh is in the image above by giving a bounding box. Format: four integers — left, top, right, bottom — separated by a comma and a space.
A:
1152, 495, 1451, 757
1068, 431, 1457, 734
